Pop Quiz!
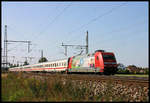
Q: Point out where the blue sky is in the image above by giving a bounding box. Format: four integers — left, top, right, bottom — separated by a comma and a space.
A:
1, 2, 148, 67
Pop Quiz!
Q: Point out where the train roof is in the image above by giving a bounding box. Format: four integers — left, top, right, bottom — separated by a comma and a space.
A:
10, 57, 68, 69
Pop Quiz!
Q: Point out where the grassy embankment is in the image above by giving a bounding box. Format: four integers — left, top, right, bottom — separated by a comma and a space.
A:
1, 72, 148, 102
115, 74, 149, 77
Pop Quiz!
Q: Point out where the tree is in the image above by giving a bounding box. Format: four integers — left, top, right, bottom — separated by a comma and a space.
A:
127, 65, 140, 74
17, 63, 19, 67
117, 63, 126, 70
9, 63, 14, 68
38, 57, 48, 63
23, 61, 29, 66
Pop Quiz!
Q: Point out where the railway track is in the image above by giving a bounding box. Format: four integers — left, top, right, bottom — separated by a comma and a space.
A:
20, 72, 149, 86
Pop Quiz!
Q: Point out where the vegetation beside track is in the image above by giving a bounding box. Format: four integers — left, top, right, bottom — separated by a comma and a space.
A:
115, 74, 149, 77
2, 72, 149, 102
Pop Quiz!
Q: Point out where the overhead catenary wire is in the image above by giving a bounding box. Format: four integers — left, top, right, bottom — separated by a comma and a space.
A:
30, 2, 72, 42
58, 2, 128, 56
98, 20, 147, 44
7, 5, 60, 58
65, 2, 128, 44
29, 3, 72, 56
6, 25, 31, 54
12, 5, 62, 61
6, 4, 71, 62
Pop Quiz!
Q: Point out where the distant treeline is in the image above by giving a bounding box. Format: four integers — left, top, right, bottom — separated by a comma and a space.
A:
117, 64, 149, 74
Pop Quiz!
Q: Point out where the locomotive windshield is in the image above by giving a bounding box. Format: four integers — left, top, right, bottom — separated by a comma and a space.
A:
102, 54, 116, 61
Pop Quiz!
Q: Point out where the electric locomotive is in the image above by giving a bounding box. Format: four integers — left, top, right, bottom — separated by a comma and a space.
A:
67, 50, 118, 75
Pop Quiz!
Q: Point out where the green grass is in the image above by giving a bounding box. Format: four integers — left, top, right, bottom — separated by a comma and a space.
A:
115, 74, 149, 77
1, 72, 149, 102
2, 72, 93, 101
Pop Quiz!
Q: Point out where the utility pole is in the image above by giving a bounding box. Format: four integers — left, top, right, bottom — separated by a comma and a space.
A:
61, 43, 87, 56
86, 30, 88, 54
3, 25, 8, 69
3, 56, 15, 64
6, 40, 31, 53
4, 40, 31, 68
3, 25, 32, 69
41, 50, 43, 58
61, 31, 89, 56
28, 57, 35, 64
22, 56, 34, 64
61, 43, 68, 56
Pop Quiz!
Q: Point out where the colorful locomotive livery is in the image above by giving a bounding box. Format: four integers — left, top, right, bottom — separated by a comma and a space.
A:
9, 50, 118, 75
69, 54, 98, 73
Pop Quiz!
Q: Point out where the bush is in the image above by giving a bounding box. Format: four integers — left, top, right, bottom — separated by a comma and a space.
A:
117, 69, 130, 74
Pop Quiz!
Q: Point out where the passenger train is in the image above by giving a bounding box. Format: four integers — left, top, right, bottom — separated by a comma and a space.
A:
9, 50, 118, 75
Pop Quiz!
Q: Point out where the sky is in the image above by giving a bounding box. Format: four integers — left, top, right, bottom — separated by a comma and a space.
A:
1, 1, 149, 67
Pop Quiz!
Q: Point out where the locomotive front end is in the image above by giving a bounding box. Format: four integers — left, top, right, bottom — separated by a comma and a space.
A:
102, 53, 118, 75
95, 50, 118, 75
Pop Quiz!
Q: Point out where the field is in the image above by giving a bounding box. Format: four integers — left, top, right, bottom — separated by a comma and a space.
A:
1, 72, 149, 102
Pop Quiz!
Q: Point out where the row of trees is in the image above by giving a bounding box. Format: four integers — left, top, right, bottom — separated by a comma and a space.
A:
117, 63, 149, 74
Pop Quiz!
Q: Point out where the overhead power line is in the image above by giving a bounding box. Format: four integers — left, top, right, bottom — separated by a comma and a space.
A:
66, 2, 127, 43
29, 3, 72, 54
70, 2, 127, 34
31, 2, 72, 42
